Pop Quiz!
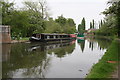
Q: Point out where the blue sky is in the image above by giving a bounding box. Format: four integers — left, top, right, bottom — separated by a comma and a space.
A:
14, 0, 109, 29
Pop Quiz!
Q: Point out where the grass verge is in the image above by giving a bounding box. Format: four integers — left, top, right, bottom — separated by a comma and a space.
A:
86, 40, 119, 78
20, 37, 29, 40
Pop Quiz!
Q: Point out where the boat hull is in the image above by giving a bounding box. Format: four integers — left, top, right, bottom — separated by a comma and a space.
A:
29, 37, 71, 42
29, 33, 76, 42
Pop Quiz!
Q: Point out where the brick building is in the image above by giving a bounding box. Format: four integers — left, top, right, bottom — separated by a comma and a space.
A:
0, 25, 11, 43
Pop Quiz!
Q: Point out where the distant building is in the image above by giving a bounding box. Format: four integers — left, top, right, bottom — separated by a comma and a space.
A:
86, 29, 97, 35
0, 25, 11, 43
87, 29, 97, 33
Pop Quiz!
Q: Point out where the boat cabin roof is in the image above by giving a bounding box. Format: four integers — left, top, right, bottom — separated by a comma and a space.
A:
32, 33, 69, 36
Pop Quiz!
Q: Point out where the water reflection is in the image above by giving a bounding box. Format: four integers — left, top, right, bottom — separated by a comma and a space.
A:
86, 36, 112, 51
2, 44, 11, 61
2, 41, 75, 78
77, 39, 85, 52
3, 43, 49, 78
2, 37, 112, 78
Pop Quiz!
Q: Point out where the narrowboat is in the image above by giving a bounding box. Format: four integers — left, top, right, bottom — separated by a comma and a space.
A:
29, 33, 72, 42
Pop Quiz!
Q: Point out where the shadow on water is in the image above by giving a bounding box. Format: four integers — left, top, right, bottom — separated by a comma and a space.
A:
2, 40, 75, 78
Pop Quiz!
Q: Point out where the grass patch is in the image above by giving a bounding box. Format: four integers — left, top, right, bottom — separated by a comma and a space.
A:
20, 37, 29, 40
86, 40, 119, 78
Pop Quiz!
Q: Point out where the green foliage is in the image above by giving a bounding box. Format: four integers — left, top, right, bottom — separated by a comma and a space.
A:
96, 0, 120, 38
23, 1, 45, 35
1, 0, 76, 39
90, 22, 92, 29
11, 11, 29, 37
96, 15, 118, 36
55, 15, 67, 26
45, 17, 76, 34
55, 15, 76, 34
20, 37, 29, 40
1, 0, 14, 25
63, 23, 76, 34
89, 19, 95, 29
44, 18, 62, 33
67, 18, 76, 27
92, 19, 95, 29
0, 2, 2, 24
78, 17, 86, 33
81, 17, 85, 29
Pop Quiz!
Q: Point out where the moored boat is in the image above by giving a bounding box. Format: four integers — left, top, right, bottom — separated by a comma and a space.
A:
69, 34, 76, 39
29, 33, 72, 42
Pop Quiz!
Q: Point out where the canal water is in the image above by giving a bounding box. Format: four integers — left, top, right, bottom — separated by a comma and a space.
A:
2, 37, 112, 78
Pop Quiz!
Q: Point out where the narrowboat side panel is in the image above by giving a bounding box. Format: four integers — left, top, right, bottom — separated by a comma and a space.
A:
29, 33, 73, 42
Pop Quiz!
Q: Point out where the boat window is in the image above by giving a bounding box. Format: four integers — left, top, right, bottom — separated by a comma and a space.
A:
47, 36, 50, 39
58, 36, 60, 38
50, 35, 53, 38
36, 34, 41, 38
56, 35, 58, 38
60, 35, 63, 38
53, 36, 56, 39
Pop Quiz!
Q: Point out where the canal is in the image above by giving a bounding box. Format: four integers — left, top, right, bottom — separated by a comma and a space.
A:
2, 37, 112, 78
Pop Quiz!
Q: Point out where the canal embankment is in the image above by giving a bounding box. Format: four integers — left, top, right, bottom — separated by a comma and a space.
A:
11, 38, 29, 43
86, 40, 119, 78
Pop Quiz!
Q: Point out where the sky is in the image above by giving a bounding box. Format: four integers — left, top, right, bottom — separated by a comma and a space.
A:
13, 0, 109, 29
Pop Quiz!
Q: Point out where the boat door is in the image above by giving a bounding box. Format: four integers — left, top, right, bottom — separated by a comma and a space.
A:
36, 34, 41, 39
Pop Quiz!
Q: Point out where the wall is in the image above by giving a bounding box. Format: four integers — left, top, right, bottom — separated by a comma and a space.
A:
0, 25, 11, 43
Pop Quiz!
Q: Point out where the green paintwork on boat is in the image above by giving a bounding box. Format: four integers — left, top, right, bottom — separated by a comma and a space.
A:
77, 33, 84, 37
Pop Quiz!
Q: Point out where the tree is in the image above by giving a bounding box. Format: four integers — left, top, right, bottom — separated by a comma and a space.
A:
55, 15, 76, 34
63, 23, 76, 34
78, 17, 86, 34
0, 0, 14, 25
38, 0, 49, 20
55, 15, 67, 26
65, 18, 76, 33
44, 18, 62, 33
99, 0, 120, 37
81, 17, 86, 30
67, 18, 76, 27
10, 11, 29, 37
92, 19, 95, 29
23, 1, 46, 34
98, 21, 101, 29
0, 2, 2, 24
23, 0, 49, 20
55, 15, 67, 33
90, 22, 92, 29
100, 20, 103, 26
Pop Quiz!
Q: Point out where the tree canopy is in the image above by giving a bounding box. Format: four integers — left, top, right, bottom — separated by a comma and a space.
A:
78, 17, 86, 34
95, 0, 120, 37
1, 0, 77, 40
